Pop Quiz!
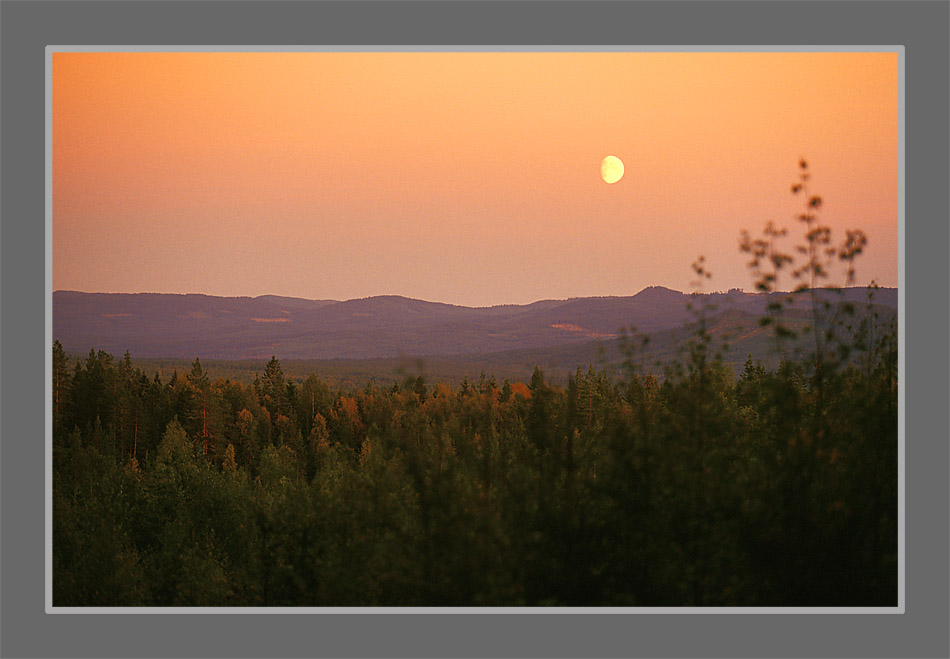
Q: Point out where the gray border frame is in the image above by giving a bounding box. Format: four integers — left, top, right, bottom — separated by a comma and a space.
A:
41, 44, 907, 620
3, 2, 947, 657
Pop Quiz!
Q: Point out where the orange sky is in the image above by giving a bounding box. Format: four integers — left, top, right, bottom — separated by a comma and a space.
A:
52, 51, 898, 306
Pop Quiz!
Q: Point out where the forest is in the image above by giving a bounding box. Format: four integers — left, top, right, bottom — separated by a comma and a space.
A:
52, 163, 898, 607
51, 309, 897, 606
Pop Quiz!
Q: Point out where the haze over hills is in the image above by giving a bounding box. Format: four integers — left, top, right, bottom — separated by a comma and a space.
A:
53, 286, 897, 363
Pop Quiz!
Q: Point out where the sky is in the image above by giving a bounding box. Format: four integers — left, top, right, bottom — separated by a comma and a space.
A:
53, 51, 899, 307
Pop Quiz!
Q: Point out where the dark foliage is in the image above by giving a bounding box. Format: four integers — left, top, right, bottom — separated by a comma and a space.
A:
51, 312, 896, 606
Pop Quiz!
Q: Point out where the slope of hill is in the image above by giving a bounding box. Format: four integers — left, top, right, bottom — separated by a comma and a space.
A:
53, 287, 897, 361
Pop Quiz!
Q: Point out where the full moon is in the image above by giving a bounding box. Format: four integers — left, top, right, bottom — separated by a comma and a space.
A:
601, 155, 624, 184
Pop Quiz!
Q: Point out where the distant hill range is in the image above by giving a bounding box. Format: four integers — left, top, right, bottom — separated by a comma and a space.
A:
54, 287, 897, 364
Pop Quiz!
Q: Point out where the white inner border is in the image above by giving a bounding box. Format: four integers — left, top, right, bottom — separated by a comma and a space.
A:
45, 45, 905, 615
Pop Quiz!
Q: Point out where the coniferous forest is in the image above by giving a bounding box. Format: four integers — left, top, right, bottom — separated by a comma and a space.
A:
52, 164, 898, 607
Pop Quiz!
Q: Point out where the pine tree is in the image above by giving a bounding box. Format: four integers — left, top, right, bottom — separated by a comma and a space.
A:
260, 356, 286, 422
187, 358, 214, 457
52, 340, 71, 439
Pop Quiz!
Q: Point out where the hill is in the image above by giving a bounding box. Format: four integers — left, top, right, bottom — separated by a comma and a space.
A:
53, 286, 897, 372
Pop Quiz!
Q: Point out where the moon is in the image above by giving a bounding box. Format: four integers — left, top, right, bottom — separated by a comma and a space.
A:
601, 155, 624, 184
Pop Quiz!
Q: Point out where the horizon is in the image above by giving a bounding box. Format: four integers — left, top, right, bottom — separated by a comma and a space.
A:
52, 282, 896, 309
53, 51, 898, 307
